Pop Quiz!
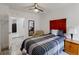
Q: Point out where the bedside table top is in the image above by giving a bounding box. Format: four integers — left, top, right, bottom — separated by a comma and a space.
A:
65, 39, 79, 44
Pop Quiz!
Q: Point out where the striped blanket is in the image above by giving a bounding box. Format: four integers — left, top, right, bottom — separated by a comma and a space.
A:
20, 34, 65, 55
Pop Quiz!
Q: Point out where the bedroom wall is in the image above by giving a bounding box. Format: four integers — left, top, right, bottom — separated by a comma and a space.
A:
39, 12, 52, 34
39, 4, 79, 41
0, 16, 9, 49
0, 4, 9, 51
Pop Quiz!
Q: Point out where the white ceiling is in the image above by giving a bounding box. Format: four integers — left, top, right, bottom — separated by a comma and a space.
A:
2, 3, 74, 12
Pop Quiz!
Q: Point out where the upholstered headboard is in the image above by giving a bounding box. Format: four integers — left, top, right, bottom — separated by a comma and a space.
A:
50, 18, 66, 33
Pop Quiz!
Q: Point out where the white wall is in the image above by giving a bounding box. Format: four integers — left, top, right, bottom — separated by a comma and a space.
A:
0, 15, 9, 50
39, 4, 79, 41
39, 12, 51, 34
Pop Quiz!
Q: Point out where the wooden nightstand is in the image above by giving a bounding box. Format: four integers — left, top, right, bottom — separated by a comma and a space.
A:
64, 39, 79, 55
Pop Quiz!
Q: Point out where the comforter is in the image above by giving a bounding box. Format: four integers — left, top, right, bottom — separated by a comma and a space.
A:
20, 34, 65, 55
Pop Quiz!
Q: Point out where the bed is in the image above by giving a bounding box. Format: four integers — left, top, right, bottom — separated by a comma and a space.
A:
20, 18, 66, 55
20, 31, 65, 55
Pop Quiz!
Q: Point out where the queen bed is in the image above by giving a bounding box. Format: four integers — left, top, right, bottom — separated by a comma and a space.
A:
20, 30, 65, 55
20, 18, 66, 55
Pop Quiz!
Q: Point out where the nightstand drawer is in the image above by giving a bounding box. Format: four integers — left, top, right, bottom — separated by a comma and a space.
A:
70, 43, 78, 55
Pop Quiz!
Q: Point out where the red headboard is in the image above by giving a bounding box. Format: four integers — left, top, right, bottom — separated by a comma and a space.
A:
50, 18, 66, 33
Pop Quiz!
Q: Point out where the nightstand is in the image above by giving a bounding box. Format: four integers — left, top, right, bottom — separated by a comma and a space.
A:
64, 39, 79, 55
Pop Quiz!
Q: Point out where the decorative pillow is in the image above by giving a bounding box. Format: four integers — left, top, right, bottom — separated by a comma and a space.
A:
33, 30, 44, 37
51, 30, 59, 35
64, 34, 71, 39
57, 30, 64, 36
51, 30, 64, 36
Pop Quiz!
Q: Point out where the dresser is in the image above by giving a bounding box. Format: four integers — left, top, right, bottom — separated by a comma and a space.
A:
64, 39, 79, 55
10, 36, 25, 55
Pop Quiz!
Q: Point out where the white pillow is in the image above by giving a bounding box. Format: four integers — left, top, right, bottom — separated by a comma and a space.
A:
64, 34, 71, 39
51, 30, 59, 35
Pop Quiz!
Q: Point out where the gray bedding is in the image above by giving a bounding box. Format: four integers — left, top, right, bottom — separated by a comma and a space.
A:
20, 34, 65, 55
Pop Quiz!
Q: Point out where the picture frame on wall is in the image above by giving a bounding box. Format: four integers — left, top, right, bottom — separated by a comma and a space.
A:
28, 20, 35, 36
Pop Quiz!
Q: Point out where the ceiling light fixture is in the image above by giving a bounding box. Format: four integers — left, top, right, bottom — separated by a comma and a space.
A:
34, 8, 39, 12
28, 3, 44, 13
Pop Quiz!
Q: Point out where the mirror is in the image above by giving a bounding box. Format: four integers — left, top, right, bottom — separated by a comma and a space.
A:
28, 20, 35, 36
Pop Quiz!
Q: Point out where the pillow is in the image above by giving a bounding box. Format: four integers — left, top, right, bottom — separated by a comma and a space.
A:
57, 30, 64, 36
64, 34, 71, 39
51, 30, 59, 35
33, 30, 44, 37
51, 30, 64, 36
